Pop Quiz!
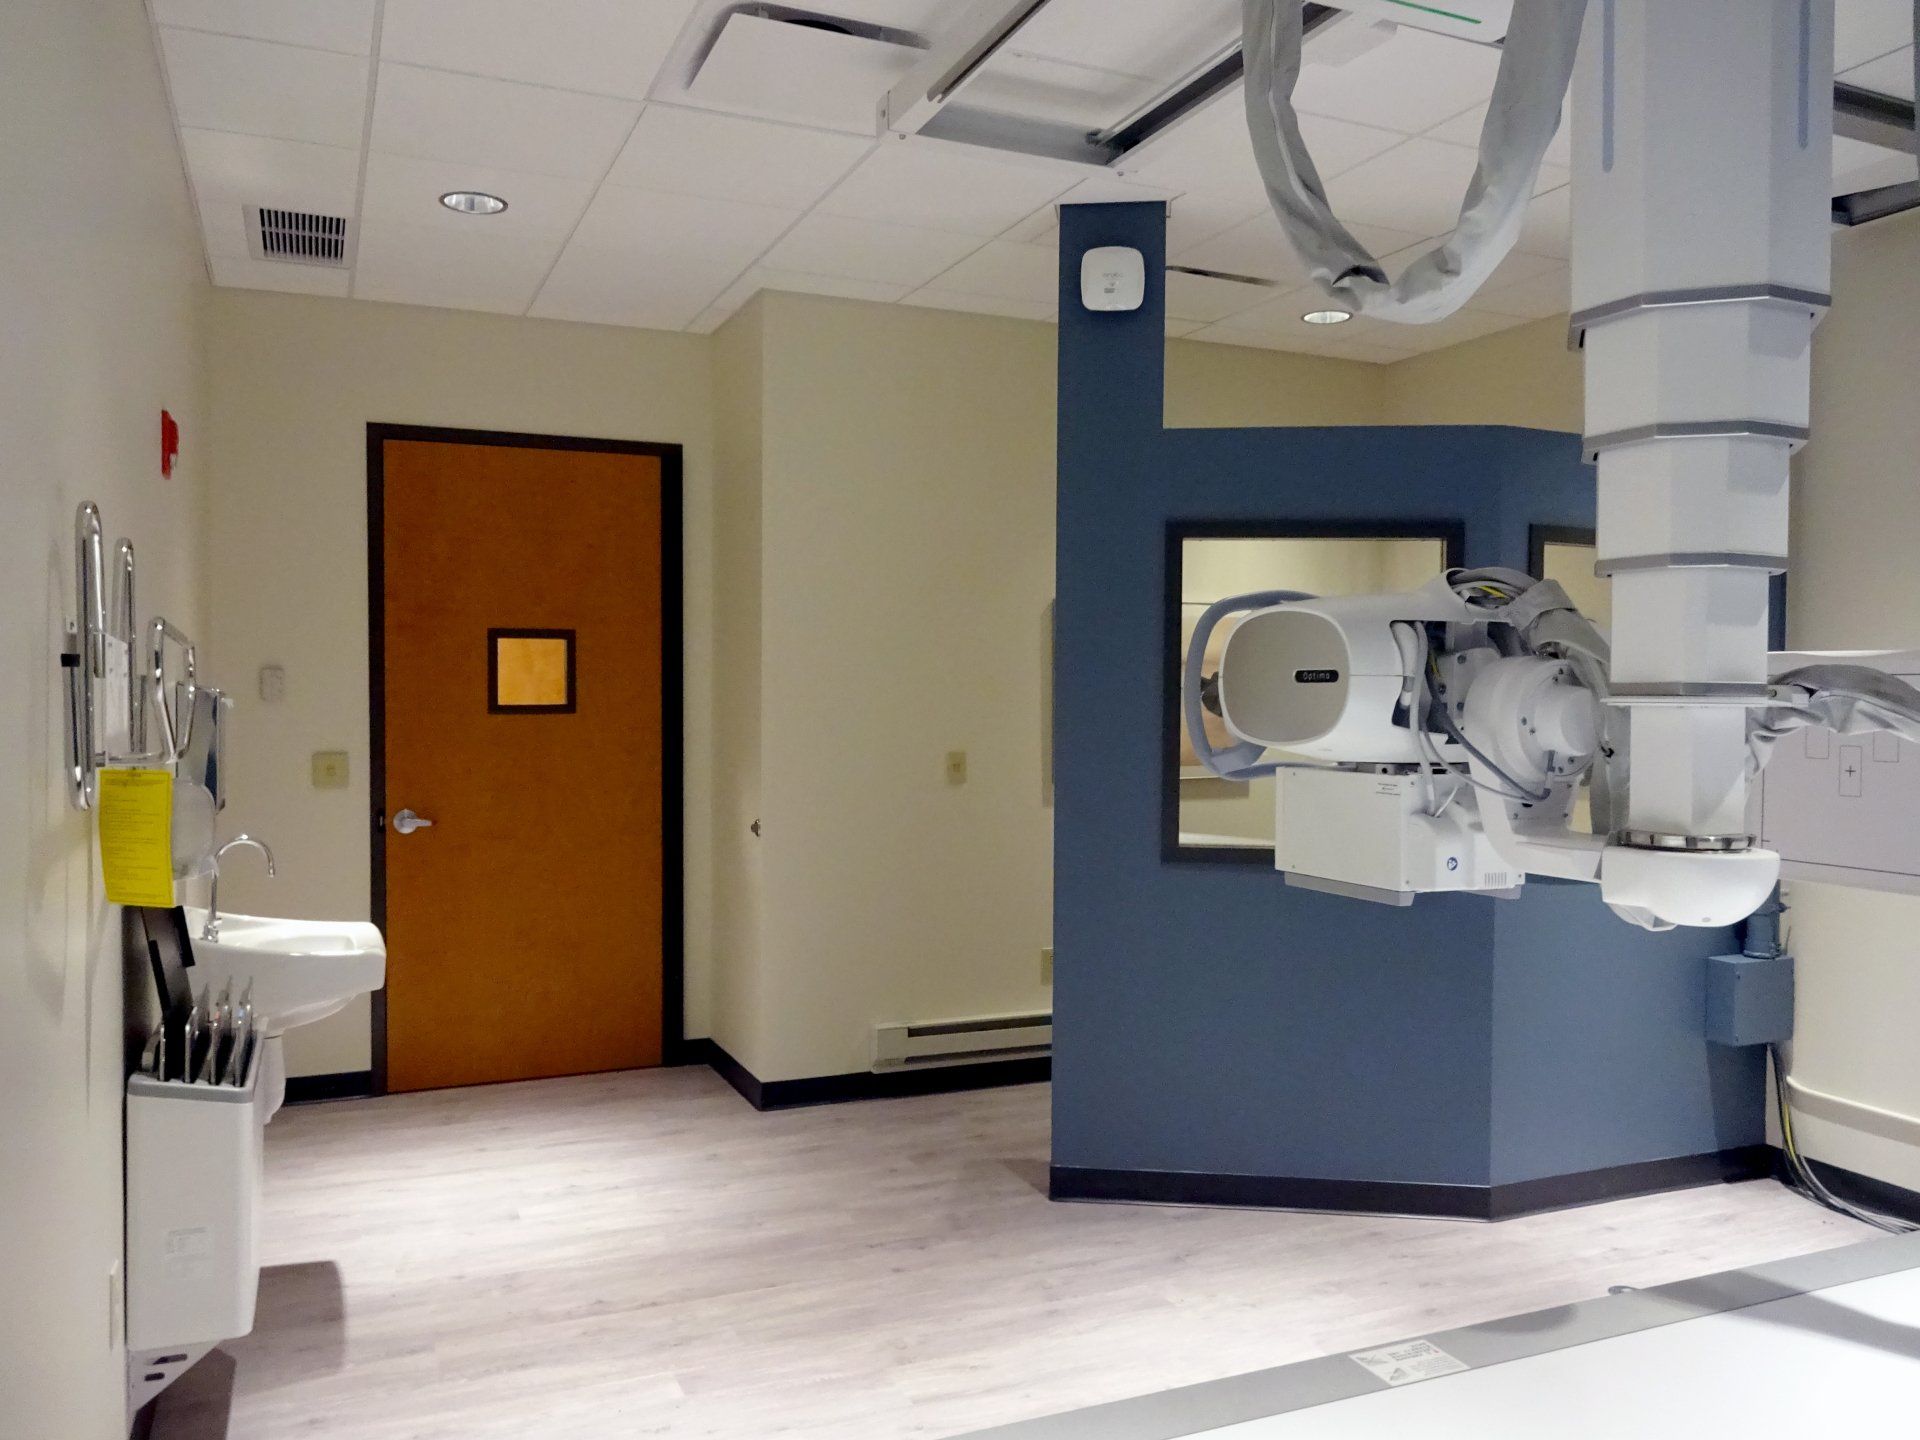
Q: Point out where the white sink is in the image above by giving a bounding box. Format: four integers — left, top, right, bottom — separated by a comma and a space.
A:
182, 909, 386, 1035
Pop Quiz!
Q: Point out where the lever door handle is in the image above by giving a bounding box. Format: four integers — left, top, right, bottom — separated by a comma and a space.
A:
392, 807, 434, 835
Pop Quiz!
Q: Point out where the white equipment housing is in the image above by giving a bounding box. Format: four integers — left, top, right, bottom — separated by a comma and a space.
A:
1274, 768, 1519, 906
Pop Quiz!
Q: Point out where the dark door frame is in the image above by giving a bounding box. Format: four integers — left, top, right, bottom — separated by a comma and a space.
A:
365, 422, 687, 1095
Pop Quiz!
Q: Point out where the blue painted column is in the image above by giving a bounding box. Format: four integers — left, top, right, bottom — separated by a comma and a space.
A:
1050, 202, 1763, 1217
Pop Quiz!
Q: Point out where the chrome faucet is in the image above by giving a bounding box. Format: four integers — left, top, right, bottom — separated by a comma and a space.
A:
203, 834, 276, 941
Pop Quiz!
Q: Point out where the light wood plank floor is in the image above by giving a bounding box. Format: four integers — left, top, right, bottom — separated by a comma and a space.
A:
158, 1068, 1868, 1439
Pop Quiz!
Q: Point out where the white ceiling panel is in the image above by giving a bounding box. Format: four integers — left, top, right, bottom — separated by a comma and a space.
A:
1342, 305, 1524, 355
1428, 101, 1572, 169
568, 185, 797, 276
1324, 138, 1568, 237
179, 128, 360, 209
1517, 184, 1571, 259
150, 0, 377, 56
998, 175, 1172, 243
962, 52, 1163, 131
1833, 133, 1918, 194
922, 239, 1059, 305
1837, 0, 1918, 71
1177, 214, 1422, 285
1165, 189, 1270, 252
209, 254, 352, 296
604, 106, 872, 210
1009, 0, 1242, 85
378, 0, 698, 101
531, 243, 738, 329
1122, 90, 1401, 196
370, 64, 639, 181
1290, 25, 1502, 134
196, 199, 252, 259
723, 268, 912, 306
159, 27, 369, 148
820, 141, 1080, 237
359, 153, 594, 241
1842, 45, 1916, 100
765, 213, 983, 288
355, 223, 564, 315
906, 290, 1057, 323
1165, 270, 1281, 324
1470, 266, 1572, 321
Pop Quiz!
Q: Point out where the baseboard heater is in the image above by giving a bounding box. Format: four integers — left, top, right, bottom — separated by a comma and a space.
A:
872, 1012, 1051, 1073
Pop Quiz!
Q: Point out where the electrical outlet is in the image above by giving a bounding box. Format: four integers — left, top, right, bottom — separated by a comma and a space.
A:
311, 750, 350, 789
945, 750, 968, 785
1041, 946, 1054, 985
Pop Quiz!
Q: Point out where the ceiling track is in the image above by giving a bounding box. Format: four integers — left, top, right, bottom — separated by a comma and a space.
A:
894, 1, 1341, 171
1831, 82, 1918, 227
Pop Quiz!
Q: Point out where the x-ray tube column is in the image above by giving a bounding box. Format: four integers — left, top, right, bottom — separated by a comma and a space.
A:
1574, 1, 1831, 914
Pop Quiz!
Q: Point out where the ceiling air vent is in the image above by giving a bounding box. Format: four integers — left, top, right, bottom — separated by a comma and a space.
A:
245, 207, 351, 267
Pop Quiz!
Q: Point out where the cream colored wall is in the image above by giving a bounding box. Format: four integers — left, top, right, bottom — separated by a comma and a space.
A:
1379, 317, 1583, 432
0, 3, 210, 1434
202, 292, 717, 1076
1781, 210, 1920, 1193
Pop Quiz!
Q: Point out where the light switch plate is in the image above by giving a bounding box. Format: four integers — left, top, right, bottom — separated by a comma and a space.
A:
311, 750, 349, 789
259, 663, 286, 703
945, 750, 968, 785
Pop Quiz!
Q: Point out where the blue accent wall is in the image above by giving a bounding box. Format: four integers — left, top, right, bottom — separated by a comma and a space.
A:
1052, 201, 1760, 1192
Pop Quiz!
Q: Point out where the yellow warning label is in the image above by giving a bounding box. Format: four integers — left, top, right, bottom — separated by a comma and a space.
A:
97, 768, 175, 908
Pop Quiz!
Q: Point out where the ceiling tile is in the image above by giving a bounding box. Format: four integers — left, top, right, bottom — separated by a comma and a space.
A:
1165, 317, 1207, 338
1290, 25, 1501, 134
1517, 185, 1571, 259
1833, 133, 1918, 195
1842, 45, 1916, 100
1165, 270, 1281, 324
370, 63, 639, 181
905, 291, 1057, 323
531, 242, 737, 329
197, 198, 253, 259
998, 176, 1171, 243
159, 27, 369, 148
820, 141, 1079, 237
726, 268, 912, 306
1324, 138, 1565, 238
1177, 214, 1422, 285
378, 0, 697, 100
1427, 102, 1571, 170
923, 239, 1059, 305
179, 128, 360, 210
604, 106, 872, 209
1837, 0, 1918, 71
1008, 0, 1242, 84
359, 153, 594, 241
962, 52, 1163, 131
1471, 266, 1571, 321
151, 0, 377, 55
1343, 306, 1523, 355
209, 254, 352, 296
570, 186, 798, 273
354, 222, 564, 315
1336, 340, 1420, 365
1165, 189, 1269, 252
1122, 89, 1402, 195
765, 213, 983, 288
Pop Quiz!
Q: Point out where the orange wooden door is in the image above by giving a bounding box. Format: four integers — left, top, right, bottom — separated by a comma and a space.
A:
374, 430, 671, 1092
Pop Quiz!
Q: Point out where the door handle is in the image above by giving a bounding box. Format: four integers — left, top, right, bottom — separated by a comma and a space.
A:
392, 807, 434, 835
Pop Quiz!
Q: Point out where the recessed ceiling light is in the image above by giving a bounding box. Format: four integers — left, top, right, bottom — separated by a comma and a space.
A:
441, 191, 508, 216
1302, 308, 1353, 325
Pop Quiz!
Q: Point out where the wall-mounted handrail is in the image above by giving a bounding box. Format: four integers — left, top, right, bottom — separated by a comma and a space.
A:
146, 616, 198, 766
66, 504, 106, 809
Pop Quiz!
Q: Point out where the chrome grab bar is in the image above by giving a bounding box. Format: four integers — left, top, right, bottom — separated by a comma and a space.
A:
66, 504, 105, 809
115, 538, 144, 751
146, 616, 198, 766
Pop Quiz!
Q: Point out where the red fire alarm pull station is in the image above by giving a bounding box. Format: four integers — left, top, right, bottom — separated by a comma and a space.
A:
161, 410, 179, 478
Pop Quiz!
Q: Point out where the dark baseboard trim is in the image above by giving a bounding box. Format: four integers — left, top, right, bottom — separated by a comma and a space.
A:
1487, 1144, 1774, 1220
697, 1039, 1050, 1112
283, 1070, 375, 1105
1052, 1145, 1776, 1222
1772, 1148, 1920, 1226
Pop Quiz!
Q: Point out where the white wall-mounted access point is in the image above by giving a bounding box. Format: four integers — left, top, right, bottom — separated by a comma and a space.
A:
1080, 247, 1146, 312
